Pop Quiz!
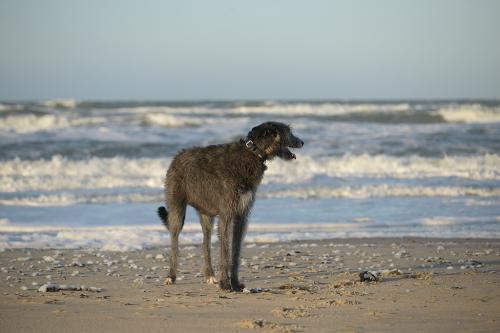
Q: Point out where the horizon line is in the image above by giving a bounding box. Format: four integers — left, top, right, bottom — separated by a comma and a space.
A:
2, 97, 499, 103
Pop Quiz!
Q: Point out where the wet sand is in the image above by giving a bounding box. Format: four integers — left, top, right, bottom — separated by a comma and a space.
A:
1, 237, 499, 332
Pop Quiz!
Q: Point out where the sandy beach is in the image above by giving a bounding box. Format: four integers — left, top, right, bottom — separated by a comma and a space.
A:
0, 237, 499, 332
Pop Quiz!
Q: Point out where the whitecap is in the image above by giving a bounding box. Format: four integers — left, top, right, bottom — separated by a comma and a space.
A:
263, 185, 500, 200
0, 114, 107, 133
0, 103, 25, 112
232, 103, 411, 116
1, 154, 499, 194
141, 113, 201, 127
0, 156, 169, 192
38, 99, 77, 109
0, 192, 162, 207
264, 153, 500, 183
437, 104, 500, 123
113, 103, 411, 117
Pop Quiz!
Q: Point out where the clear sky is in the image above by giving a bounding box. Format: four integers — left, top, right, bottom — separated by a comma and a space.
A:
1, 0, 499, 100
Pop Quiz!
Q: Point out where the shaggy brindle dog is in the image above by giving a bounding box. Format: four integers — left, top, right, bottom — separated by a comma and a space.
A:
158, 122, 304, 291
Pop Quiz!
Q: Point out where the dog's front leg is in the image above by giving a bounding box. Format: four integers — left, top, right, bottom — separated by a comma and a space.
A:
230, 215, 247, 291
218, 215, 232, 290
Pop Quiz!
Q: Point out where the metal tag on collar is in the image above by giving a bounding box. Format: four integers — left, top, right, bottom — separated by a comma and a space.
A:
245, 140, 254, 148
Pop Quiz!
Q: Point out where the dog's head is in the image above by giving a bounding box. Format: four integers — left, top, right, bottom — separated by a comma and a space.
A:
246, 122, 304, 161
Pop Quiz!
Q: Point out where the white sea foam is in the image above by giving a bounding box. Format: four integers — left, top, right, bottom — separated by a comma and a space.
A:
421, 218, 460, 226
437, 104, 500, 123
263, 185, 500, 200
264, 153, 500, 183
444, 198, 500, 207
1, 154, 499, 194
0, 103, 24, 112
2, 185, 499, 207
38, 99, 77, 109
116, 103, 411, 117
0, 114, 107, 133
4, 103, 498, 135
0, 112, 211, 133
0, 222, 358, 234
421, 216, 500, 226
116, 106, 210, 115
112, 103, 500, 123
1, 220, 499, 251
0, 225, 172, 251
232, 103, 411, 116
0, 156, 169, 193
141, 113, 202, 127
0, 192, 163, 206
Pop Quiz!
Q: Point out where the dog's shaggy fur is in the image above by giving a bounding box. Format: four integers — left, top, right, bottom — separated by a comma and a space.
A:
158, 122, 304, 291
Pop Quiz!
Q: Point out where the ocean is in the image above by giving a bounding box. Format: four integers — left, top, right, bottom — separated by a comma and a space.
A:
0, 100, 499, 251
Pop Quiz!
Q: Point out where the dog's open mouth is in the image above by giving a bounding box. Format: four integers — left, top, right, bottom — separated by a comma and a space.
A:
281, 147, 297, 160
278, 138, 303, 161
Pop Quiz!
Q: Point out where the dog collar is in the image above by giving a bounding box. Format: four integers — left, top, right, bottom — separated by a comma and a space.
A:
243, 139, 267, 162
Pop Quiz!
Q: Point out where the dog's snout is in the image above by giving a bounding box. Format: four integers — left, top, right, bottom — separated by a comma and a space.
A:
289, 134, 304, 148
290, 138, 304, 148
294, 138, 304, 148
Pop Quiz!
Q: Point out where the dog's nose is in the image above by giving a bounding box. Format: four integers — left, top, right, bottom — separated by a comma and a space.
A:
300, 140, 304, 147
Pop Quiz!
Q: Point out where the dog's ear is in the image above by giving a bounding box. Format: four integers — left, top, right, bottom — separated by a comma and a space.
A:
248, 123, 269, 140
248, 123, 279, 140
247, 125, 261, 140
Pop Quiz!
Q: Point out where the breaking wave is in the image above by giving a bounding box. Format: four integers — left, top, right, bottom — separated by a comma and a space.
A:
1, 154, 498, 195
0, 113, 205, 133
437, 104, 500, 123
0, 156, 169, 193
112, 103, 500, 124
0, 192, 163, 207
231, 103, 412, 116
0, 103, 25, 112
38, 99, 77, 109
141, 113, 202, 127
263, 185, 500, 200
2, 103, 499, 135
0, 114, 107, 133
265, 153, 500, 183
115, 103, 411, 116
1, 185, 499, 207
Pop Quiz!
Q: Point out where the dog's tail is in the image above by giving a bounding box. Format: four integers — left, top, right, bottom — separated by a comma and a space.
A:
157, 206, 169, 230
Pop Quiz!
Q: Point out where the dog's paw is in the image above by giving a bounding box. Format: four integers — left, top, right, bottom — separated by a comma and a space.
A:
206, 276, 218, 285
231, 280, 245, 292
219, 279, 232, 291
164, 276, 176, 285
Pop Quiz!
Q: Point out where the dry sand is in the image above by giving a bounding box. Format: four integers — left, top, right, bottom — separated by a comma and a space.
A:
1, 237, 499, 332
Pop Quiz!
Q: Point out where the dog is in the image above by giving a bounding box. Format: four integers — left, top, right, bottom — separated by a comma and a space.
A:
157, 121, 304, 291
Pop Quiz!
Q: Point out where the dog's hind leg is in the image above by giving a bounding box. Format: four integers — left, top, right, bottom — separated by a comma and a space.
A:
198, 211, 217, 284
230, 215, 247, 291
218, 214, 232, 290
164, 201, 186, 285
